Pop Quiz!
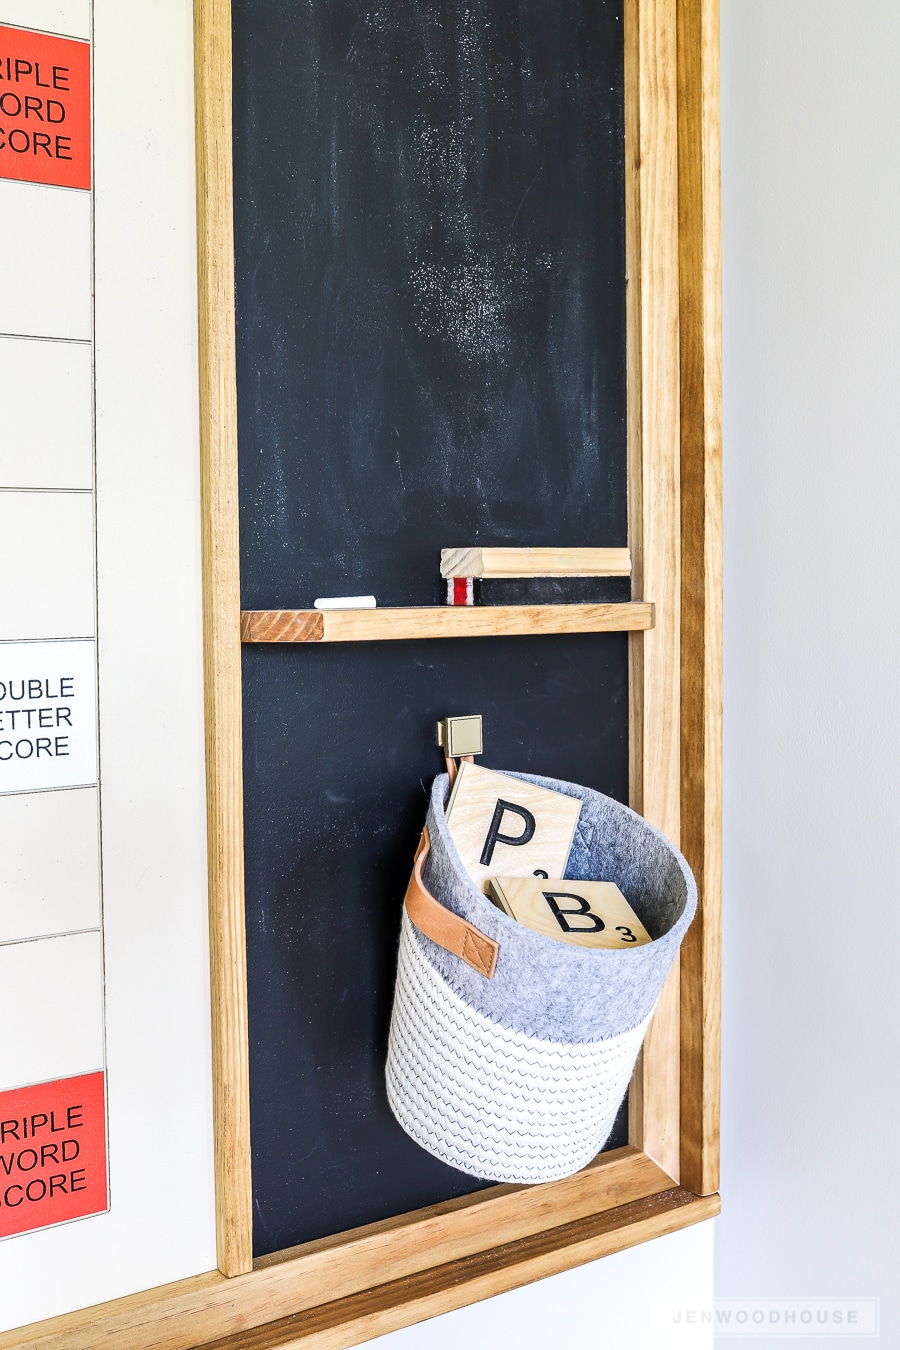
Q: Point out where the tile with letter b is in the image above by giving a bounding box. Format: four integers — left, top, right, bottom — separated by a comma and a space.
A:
488, 875, 653, 949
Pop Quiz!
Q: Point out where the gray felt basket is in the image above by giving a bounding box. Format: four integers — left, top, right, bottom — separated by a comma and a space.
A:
386, 772, 697, 1184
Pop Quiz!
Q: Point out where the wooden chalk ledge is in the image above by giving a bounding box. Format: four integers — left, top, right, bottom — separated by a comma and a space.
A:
241, 603, 654, 644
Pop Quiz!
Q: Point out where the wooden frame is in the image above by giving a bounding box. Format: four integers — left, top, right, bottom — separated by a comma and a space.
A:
195, 0, 254, 1278
0, 0, 720, 1344
240, 603, 654, 644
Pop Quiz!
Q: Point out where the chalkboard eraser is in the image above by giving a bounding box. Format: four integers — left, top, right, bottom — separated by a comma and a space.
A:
313, 595, 377, 610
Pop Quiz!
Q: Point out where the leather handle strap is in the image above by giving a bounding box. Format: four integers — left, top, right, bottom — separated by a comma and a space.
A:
404, 828, 499, 979
442, 750, 473, 788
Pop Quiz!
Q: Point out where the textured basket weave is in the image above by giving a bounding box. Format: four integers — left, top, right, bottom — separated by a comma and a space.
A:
386, 771, 696, 1185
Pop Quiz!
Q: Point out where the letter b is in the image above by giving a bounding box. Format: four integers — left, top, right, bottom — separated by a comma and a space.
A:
542, 891, 605, 933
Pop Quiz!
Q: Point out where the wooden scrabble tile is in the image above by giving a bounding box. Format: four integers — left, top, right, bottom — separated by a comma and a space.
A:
487, 875, 652, 949
445, 760, 581, 892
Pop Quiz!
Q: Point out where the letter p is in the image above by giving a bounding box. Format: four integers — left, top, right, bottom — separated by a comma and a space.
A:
480, 799, 536, 866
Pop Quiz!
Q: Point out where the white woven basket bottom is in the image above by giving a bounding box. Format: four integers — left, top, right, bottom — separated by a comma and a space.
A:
386, 913, 654, 1185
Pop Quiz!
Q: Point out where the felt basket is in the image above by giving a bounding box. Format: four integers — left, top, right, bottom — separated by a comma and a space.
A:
385, 770, 696, 1185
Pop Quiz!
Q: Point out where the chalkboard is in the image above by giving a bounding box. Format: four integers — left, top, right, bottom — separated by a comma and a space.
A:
232, 0, 626, 610
231, 0, 630, 1258
242, 639, 629, 1253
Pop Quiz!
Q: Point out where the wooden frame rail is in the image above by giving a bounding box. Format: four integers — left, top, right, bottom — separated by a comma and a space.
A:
195, 0, 253, 1279
240, 603, 654, 644
1, 1151, 718, 1350
677, 0, 723, 1197
0, 0, 721, 1344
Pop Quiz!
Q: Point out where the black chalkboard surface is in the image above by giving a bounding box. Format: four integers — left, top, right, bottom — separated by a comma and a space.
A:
232, 0, 626, 610
242, 638, 630, 1255
231, 0, 629, 1258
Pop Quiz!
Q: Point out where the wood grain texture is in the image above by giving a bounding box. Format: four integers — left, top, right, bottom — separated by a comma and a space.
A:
440, 547, 632, 578
624, 0, 683, 1180
625, 0, 647, 1156
488, 877, 652, 949
241, 603, 654, 643
193, 1192, 720, 1350
0, 1150, 686, 1350
243, 610, 324, 642
195, 0, 254, 1277
445, 760, 582, 892
677, 0, 723, 1197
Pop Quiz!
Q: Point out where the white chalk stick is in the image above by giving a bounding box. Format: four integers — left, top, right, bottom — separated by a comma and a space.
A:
313, 595, 377, 610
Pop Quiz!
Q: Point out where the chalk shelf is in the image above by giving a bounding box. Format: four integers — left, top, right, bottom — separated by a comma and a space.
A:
240, 602, 655, 644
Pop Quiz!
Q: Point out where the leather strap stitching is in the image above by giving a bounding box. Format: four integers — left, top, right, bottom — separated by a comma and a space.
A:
461, 929, 493, 976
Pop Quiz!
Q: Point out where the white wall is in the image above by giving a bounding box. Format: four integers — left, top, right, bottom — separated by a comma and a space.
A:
0, 0, 216, 1331
718, 2, 900, 1345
